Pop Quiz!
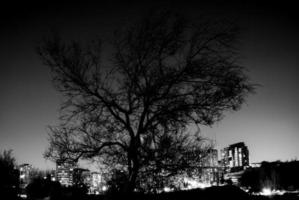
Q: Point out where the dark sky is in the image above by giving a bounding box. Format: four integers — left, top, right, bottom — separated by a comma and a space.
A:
0, 1, 298, 170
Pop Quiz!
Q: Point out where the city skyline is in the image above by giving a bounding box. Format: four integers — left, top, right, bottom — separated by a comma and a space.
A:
1, 1, 299, 170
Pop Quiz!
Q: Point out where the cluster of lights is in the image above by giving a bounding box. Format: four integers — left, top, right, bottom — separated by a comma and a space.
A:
260, 188, 272, 196
182, 178, 210, 189
259, 188, 286, 196
18, 194, 27, 199
163, 177, 211, 193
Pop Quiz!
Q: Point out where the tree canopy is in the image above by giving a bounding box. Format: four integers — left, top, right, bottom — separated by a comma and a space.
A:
39, 11, 254, 192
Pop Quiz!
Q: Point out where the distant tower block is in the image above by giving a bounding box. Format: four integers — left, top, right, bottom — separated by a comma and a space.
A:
221, 142, 249, 172
55, 160, 77, 186
19, 163, 32, 189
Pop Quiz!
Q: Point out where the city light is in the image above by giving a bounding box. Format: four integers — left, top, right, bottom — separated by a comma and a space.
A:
260, 188, 272, 196
102, 186, 107, 191
18, 194, 27, 199
163, 187, 172, 192
259, 188, 287, 196
182, 177, 210, 190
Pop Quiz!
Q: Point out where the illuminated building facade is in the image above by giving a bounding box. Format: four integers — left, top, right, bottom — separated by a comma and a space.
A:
56, 160, 76, 186
19, 163, 32, 189
90, 172, 103, 194
221, 142, 249, 172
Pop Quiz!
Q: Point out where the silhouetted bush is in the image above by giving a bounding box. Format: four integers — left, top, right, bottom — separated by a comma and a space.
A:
240, 161, 299, 192
0, 150, 19, 200
68, 183, 89, 200
240, 167, 261, 192
26, 175, 62, 200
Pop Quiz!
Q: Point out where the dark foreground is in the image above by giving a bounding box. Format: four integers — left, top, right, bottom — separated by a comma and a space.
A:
101, 186, 250, 200
23, 185, 299, 200
85, 186, 299, 200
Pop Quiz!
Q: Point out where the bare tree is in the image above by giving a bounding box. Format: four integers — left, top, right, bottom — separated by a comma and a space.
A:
38, 11, 254, 192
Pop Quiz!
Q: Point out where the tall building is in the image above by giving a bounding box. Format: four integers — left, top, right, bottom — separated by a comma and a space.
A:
56, 160, 76, 186
90, 172, 103, 194
221, 142, 249, 172
19, 163, 32, 189
200, 149, 219, 185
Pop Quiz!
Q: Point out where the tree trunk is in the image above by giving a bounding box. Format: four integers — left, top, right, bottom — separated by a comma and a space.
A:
125, 141, 139, 193
126, 165, 138, 193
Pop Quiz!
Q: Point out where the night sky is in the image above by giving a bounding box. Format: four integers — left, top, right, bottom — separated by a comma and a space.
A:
0, 1, 298, 170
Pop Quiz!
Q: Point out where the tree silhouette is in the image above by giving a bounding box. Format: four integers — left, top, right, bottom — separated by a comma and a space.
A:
38, 11, 254, 192
0, 150, 19, 200
26, 175, 62, 200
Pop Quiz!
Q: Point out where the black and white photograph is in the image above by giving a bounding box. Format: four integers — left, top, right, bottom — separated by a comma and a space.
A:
0, 1, 298, 200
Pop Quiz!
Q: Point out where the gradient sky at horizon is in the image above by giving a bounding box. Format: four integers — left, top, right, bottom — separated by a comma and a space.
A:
0, 1, 298, 170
